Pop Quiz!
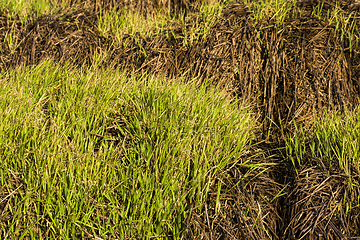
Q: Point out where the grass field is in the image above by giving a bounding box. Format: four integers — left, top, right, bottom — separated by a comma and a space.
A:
1, 0, 360, 239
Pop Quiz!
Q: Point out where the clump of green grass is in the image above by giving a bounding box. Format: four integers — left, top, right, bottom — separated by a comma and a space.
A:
284, 108, 360, 223
0, 0, 71, 23
97, 0, 226, 48
0, 0, 50, 17
179, 0, 225, 46
285, 108, 360, 178
97, 7, 170, 46
244, 0, 296, 25
0, 60, 256, 239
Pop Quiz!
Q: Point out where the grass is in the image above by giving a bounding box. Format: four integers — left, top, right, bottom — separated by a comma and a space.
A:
0, 0, 52, 17
0, 60, 256, 239
97, 7, 170, 45
1, 0, 360, 238
97, 0, 225, 48
284, 107, 360, 217
286, 107, 360, 178
0, 0, 72, 23
245, 0, 296, 24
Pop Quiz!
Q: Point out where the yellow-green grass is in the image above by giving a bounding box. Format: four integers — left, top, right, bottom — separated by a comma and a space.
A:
0, 60, 256, 239
2, 0, 358, 51
1, 0, 360, 238
97, 0, 226, 47
0, 0, 72, 22
286, 107, 360, 178
96, 0, 360, 50
97, 7, 170, 46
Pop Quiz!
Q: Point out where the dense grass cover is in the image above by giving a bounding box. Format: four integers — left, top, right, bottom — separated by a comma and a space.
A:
0, 61, 255, 238
1, 0, 360, 239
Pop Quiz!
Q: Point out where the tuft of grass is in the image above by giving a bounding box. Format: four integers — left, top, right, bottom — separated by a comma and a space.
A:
285, 107, 360, 179
0, 60, 256, 239
284, 107, 360, 218
97, 7, 170, 46
0, 0, 85, 25
97, 0, 226, 48
244, 0, 296, 25
0, 0, 64, 22
180, 0, 225, 46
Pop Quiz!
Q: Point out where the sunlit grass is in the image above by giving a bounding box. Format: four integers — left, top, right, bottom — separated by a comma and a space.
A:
0, 0, 52, 17
0, 60, 256, 239
97, 0, 226, 47
179, 0, 224, 46
243, 0, 296, 25
0, 0, 73, 22
2, 0, 360, 238
97, 7, 170, 46
285, 107, 360, 179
